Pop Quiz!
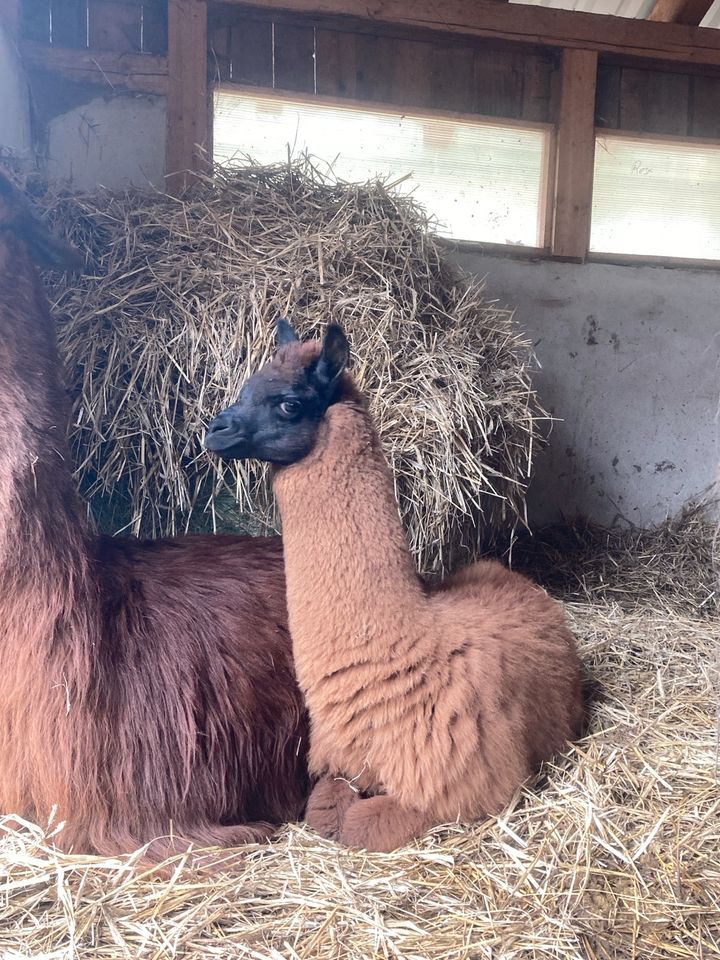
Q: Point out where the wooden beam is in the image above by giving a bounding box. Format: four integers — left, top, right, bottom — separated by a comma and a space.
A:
647, 0, 713, 25
551, 49, 598, 261
166, 0, 210, 194
20, 40, 169, 94
221, 0, 720, 68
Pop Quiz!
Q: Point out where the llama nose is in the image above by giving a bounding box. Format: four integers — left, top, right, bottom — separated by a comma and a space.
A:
205, 410, 246, 448
208, 411, 240, 434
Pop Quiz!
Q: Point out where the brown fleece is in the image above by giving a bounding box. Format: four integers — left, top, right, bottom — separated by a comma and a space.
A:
0, 175, 308, 863
272, 346, 584, 853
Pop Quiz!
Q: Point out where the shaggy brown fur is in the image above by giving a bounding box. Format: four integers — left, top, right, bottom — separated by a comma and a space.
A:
0, 172, 308, 860
226, 331, 585, 852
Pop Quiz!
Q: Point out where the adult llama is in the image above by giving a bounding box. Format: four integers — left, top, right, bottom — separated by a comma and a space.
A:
0, 170, 308, 863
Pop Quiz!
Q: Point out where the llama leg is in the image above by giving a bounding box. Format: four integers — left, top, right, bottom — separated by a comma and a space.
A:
305, 775, 360, 840
143, 820, 277, 861
189, 821, 278, 846
339, 795, 433, 852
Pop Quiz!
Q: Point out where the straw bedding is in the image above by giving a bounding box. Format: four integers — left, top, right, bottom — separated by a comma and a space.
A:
36, 159, 547, 572
2, 515, 717, 960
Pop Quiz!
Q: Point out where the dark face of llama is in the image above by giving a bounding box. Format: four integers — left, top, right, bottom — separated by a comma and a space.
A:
205, 320, 349, 465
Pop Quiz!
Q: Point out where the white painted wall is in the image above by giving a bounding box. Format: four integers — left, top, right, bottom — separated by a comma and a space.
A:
456, 250, 720, 527
0, 18, 32, 158
43, 94, 166, 191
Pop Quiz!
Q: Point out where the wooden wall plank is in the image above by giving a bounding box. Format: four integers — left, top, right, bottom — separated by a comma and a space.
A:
2, 0, 21, 35
142, 0, 168, 54
20, 38, 168, 93
391, 37, 432, 106
21, 0, 51, 42
473, 48, 524, 118
315, 29, 357, 97
354, 33, 397, 101
552, 48, 598, 260
166, 0, 209, 193
51, 0, 87, 48
88, 0, 142, 53
430, 43, 474, 111
273, 22, 315, 92
209, 24, 232, 81
522, 51, 558, 122
230, 19, 272, 85
221, 14, 559, 122
620, 67, 689, 135
690, 75, 720, 137
595, 62, 621, 128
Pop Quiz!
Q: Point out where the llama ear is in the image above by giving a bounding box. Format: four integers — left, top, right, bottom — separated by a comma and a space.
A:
276, 317, 300, 346
314, 324, 349, 390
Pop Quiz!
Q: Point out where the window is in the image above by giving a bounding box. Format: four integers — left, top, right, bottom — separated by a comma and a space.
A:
590, 134, 720, 261
214, 88, 552, 247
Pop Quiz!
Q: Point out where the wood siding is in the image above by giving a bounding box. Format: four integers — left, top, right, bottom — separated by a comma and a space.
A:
208, 13, 560, 122
596, 61, 720, 138
20, 0, 167, 54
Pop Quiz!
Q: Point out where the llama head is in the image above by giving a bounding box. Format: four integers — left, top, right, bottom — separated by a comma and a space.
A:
205, 319, 350, 465
0, 169, 82, 273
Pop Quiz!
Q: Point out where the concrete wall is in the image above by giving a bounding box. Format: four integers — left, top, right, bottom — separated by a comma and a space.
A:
43, 93, 165, 191
0, 19, 32, 158
456, 250, 720, 527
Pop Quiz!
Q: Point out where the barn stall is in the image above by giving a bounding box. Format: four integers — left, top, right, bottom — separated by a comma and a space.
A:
0, 0, 719, 957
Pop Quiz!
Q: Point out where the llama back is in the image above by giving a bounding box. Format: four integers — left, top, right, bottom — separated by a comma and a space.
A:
434, 557, 584, 758
85, 533, 309, 843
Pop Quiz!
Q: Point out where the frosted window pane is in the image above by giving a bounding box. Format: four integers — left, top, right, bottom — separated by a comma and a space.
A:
214, 89, 549, 246
591, 135, 720, 259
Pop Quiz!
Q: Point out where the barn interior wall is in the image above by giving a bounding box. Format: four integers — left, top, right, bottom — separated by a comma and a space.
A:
1, 11, 165, 191
454, 249, 720, 527
2, 49, 716, 530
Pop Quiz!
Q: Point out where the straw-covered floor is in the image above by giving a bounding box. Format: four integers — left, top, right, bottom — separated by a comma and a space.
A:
36, 159, 547, 572
2, 512, 717, 960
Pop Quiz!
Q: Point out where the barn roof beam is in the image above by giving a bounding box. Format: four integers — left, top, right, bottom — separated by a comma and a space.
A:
222, 0, 720, 67
647, 0, 714, 26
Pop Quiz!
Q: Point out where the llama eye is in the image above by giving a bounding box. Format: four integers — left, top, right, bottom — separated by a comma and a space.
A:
279, 400, 301, 417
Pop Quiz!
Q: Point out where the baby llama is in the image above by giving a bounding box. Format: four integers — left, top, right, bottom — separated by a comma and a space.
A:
206, 320, 584, 852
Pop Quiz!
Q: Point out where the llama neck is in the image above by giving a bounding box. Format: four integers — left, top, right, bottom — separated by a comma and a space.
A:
0, 242, 91, 594
272, 390, 423, 666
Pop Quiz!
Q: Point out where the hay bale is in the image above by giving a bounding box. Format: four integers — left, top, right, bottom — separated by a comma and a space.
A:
1, 524, 717, 959
39, 159, 546, 572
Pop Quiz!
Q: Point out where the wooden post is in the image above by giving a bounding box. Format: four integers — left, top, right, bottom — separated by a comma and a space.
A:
166, 0, 209, 195
551, 48, 598, 261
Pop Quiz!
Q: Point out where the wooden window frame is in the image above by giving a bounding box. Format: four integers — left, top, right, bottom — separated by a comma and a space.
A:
588, 127, 720, 267
13, 0, 720, 268
213, 81, 557, 250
